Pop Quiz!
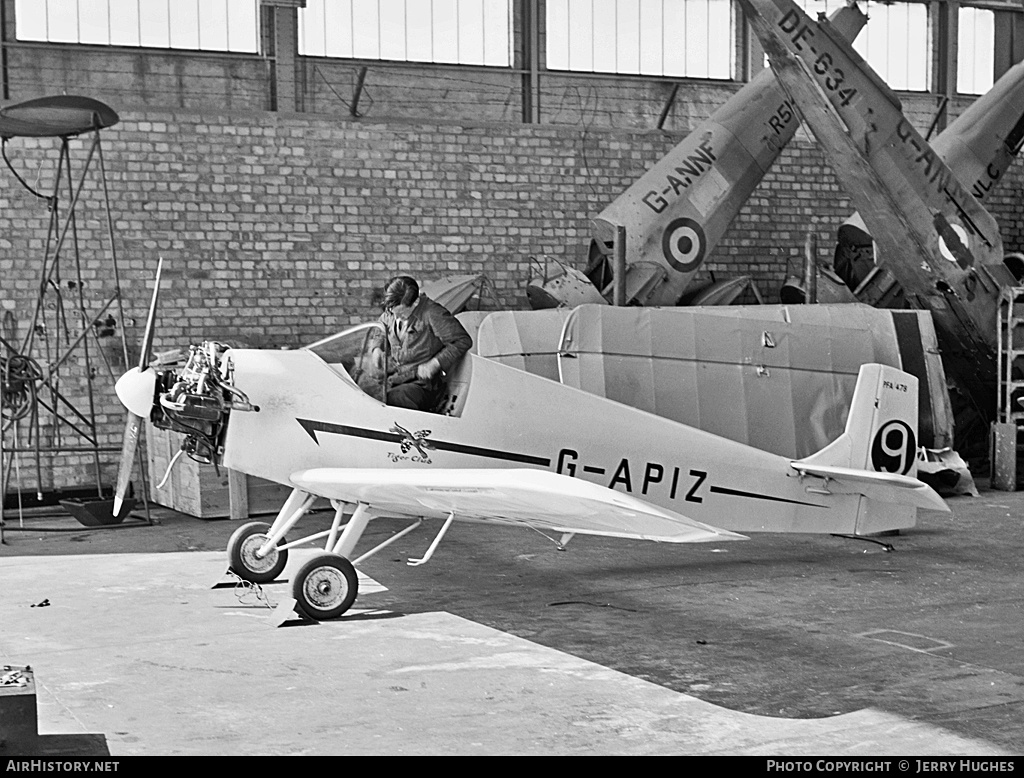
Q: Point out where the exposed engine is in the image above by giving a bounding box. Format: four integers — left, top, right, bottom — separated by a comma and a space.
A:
153, 341, 258, 465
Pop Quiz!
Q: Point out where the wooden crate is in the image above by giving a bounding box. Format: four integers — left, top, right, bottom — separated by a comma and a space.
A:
146, 422, 293, 519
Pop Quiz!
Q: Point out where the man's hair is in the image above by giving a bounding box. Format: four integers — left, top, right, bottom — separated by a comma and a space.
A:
382, 275, 419, 310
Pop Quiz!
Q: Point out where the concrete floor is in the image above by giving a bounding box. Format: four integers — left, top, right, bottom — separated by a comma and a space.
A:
1, 482, 1022, 756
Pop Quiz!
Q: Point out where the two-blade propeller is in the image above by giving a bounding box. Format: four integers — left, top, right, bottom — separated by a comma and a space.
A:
112, 258, 163, 517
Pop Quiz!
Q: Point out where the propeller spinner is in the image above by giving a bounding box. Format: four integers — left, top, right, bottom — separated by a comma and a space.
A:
113, 258, 163, 517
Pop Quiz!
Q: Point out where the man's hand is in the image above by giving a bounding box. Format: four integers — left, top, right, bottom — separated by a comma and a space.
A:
371, 347, 385, 370
416, 357, 441, 381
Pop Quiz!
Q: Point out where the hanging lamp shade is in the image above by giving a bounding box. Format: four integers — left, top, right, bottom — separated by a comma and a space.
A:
0, 95, 118, 139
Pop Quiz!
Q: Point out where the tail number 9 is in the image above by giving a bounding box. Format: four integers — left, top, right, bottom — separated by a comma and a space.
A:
870, 420, 916, 475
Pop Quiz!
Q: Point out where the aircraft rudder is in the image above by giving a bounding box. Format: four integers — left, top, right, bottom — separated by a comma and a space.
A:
846, 363, 921, 477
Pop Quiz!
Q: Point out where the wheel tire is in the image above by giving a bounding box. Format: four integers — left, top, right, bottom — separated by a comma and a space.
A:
227, 521, 288, 584
292, 553, 359, 621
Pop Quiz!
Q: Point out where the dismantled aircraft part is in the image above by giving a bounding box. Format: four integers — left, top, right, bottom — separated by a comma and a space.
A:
929, 59, 1024, 203
780, 266, 857, 305
420, 273, 500, 314
589, 4, 866, 306
474, 308, 570, 381
227, 521, 289, 584
836, 60, 1024, 290
681, 275, 765, 306
292, 553, 359, 621
0, 95, 119, 139
526, 256, 606, 310
1005, 253, 1024, 282
475, 305, 952, 455
741, 0, 1015, 438
916, 447, 979, 497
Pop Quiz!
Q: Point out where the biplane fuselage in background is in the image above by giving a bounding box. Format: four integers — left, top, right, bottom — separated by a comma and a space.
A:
219, 343, 929, 538
590, 5, 866, 306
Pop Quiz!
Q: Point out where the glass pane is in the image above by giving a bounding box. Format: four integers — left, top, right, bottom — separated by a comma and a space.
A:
305, 322, 386, 395
198, 0, 229, 52
108, 0, 141, 46
79, 0, 110, 44
226, 0, 258, 53
379, 0, 407, 61
325, 0, 355, 58
549, 0, 733, 79
44, 0, 81, 43
662, 0, 687, 76
433, 0, 460, 64
168, 0, 199, 49
546, 0, 570, 70
616, 0, 641, 75
572, 0, 597, 71
481, 0, 510, 67
638, 0, 662, 76
854, 2, 930, 91
351, 0, 381, 59
707, 0, 732, 78
15, 0, 48, 40
685, 0, 709, 76
459, 0, 485, 65
958, 6, 994, 95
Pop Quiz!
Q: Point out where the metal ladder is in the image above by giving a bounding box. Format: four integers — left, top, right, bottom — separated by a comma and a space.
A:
992, 286, 1024, 489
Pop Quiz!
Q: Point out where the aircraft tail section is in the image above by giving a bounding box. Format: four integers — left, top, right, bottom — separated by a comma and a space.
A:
932, 58, 1024, 203
791, 364, 948, 515
589, 3, 866, 306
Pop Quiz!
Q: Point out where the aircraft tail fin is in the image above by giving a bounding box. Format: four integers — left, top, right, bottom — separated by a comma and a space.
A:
800, 363, 917, 474
791, 364, 948, 514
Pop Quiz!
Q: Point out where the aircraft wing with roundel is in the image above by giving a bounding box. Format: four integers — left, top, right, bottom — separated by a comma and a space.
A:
289, 467, 747, 544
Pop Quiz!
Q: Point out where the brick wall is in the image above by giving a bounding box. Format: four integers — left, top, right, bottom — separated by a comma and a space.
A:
1, 102, 1022, 494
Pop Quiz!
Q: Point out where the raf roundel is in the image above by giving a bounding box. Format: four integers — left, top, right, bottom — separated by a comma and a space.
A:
662, 217, 707, 273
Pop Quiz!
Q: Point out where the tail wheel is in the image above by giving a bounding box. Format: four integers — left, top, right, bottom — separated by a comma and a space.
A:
293, 553, 359, 621
227, 521, 289, 584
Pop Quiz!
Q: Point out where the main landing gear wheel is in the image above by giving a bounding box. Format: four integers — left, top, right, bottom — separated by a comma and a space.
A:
292, 553, 359, 621
227, 521, 289, 584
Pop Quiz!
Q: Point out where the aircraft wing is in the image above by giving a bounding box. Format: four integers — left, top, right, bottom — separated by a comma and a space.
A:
289, 467, 746, 544
788, 462, 950, 512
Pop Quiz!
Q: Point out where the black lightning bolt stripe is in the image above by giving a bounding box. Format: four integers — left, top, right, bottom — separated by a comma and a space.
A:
709, 485, 827, 508
296, 418, 551, 466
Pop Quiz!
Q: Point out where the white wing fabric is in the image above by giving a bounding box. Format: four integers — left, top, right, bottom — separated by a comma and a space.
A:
290, 467, 746, 543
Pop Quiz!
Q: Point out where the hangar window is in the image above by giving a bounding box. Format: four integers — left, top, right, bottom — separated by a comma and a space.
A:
792, 0, 930, 91
14, 0, 259, 52
298, 0, 512, 67
545, 0, 736, 79
854, 1, 930, 91
958, 6, 995, 94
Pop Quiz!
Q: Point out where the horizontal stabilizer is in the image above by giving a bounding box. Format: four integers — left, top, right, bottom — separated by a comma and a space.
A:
290, 467, 747, 544
789, 462, 950, 512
